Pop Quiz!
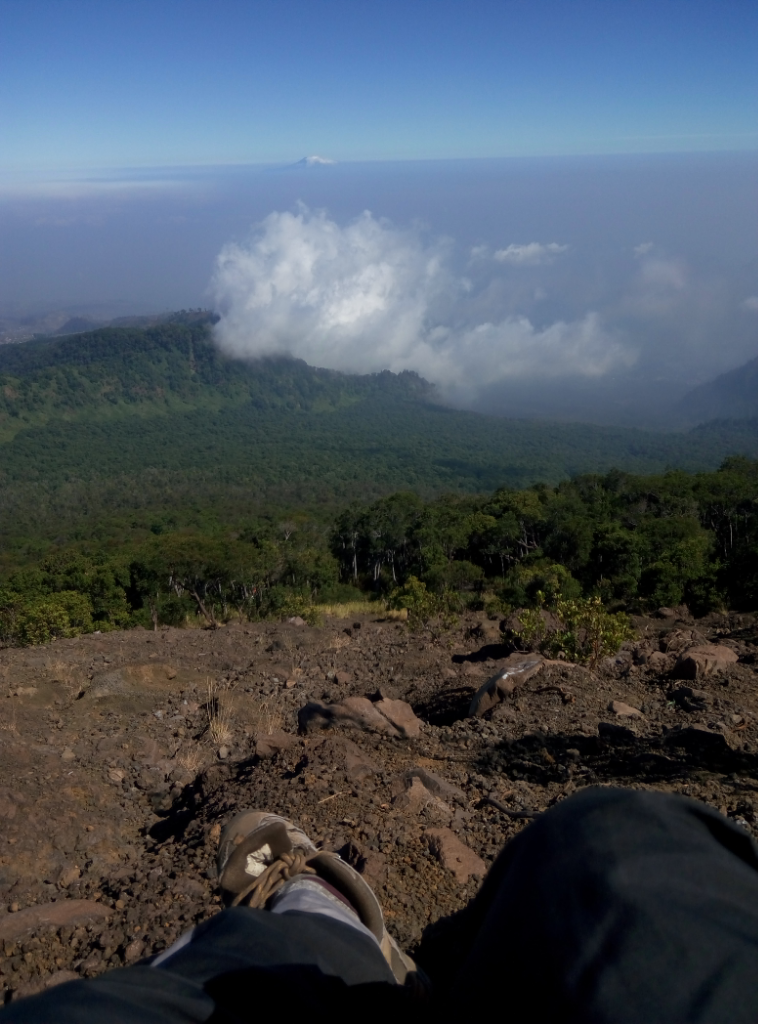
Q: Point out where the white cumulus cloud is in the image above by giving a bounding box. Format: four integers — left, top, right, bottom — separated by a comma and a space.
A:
493, 242, 568, 266
633, 241, 655, 258
210, 208, 633, 398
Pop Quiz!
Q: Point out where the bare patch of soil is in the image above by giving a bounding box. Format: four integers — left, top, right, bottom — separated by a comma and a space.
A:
1, 610, 758, 1002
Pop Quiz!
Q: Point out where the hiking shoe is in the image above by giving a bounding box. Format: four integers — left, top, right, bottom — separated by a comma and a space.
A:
216, 809, 421, 986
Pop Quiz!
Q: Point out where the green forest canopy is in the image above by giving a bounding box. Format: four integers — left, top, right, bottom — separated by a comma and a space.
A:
2, 457, 758, 645
2, 319, 758, 568
1, 320, 758, 643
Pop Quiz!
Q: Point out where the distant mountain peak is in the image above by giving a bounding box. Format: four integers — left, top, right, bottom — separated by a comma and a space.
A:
677, 353, 758, 426
295, 155, 336, 167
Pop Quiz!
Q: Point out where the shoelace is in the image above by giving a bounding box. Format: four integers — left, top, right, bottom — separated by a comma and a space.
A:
230, 850, 317, 909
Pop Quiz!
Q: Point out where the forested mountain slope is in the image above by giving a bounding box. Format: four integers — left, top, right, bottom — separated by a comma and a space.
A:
677, 354, 758, 425
0, 318, 432, 440
1, 321, 758, 562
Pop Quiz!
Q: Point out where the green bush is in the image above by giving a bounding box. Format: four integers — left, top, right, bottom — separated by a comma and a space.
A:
508, 607, 553, 649
543, 597, 635, 668
275, 592, 323, 627
389, 576, 440, 629
16, 591, 94, 645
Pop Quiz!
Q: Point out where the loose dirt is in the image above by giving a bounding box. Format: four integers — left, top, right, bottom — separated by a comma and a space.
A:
2, 609, 758, 1002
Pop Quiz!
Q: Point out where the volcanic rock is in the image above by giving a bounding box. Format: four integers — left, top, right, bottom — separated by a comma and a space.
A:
468, 654, 544, 717
373, 698, 422, 738
0, 901, 111, 943
425, 828, 486, 883
298, 697, 400, 736
609, 700, 643, 718
254, 729, 297, 758
664, 725, 734, 752
673, 644, 739, 679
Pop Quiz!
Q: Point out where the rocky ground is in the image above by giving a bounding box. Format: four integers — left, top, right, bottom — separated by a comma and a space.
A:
1, 607, 758, 1004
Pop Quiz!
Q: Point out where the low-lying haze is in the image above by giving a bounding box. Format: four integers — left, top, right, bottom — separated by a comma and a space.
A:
2, 153, 757, 426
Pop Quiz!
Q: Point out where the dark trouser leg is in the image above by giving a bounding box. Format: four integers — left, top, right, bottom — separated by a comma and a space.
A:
446, 787, 758, 1023
1, 908, 396, 1024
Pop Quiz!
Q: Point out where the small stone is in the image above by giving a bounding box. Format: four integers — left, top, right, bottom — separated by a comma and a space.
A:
124, 939, 145, 963
426, 828, 486, 883
254, 729, 296, 758
57, 864, 81, 888
609, 700, 643, 718
392, 777, 451, 816
217, 746, 230, 760
287, 616, 307, 627
647, 651, 673, 671
395, 767, 467, 805
61, 747, 76, 762
373, 698, 423, 738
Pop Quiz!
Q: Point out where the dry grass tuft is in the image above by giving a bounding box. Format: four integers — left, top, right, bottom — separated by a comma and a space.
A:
328, 634, 351, 652
316, 600, 377, 619
206, 677, 234, 747
249, 697, 284, 736
176, 746, 207, 774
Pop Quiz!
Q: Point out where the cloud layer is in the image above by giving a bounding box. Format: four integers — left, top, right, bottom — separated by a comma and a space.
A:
493, 242, 568, 265
211, 207, 631, 398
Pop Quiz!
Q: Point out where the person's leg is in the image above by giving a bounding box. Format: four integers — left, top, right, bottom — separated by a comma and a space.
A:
442, 787, 758, 1023
0, 907, 397, 1023
0, 814, 404, 1023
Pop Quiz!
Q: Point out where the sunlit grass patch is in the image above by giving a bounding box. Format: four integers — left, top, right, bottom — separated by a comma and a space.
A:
316, 600, 378, 619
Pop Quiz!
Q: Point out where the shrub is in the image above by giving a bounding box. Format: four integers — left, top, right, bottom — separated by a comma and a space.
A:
543, 596, 635, 668
509, 607, 553, 649
16, 591, 94, 645
389, 576, 439, 630
509, 596, 634, 667
276, 592, 323, 627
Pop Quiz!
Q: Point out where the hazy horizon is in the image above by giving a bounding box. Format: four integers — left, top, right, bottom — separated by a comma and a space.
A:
2, 1, 757, 428
1, 152, 757, 427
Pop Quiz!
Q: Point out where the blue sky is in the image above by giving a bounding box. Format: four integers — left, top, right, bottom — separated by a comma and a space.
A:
1, 0, 757, 170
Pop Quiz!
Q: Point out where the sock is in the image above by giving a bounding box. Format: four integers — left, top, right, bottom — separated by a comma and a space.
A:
269, 876, 379, 945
